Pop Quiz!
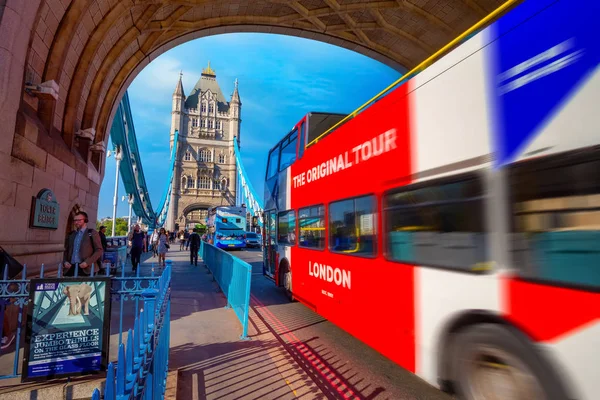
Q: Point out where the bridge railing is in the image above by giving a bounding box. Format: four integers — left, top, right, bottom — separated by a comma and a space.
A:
200, 242, 252, 339
92, 264, 172, 400
0, 262, 171, 399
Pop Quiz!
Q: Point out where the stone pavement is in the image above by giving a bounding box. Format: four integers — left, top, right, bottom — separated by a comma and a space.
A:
159, 247, 322, 400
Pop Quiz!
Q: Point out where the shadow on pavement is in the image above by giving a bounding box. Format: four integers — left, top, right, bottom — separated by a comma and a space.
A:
172, 340, 323, 400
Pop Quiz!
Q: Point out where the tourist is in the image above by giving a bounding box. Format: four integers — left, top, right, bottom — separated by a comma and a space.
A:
63, 211, 103, 276
157, 227, 169, 267
128, 224, 146, 272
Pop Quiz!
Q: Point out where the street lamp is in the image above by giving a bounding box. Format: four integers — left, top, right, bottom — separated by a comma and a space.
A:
122, 193, 134, 234
108, 145, 122, 237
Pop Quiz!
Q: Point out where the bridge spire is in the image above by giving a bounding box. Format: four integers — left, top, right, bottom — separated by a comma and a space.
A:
231, 78, 240, 104
173, 71, 185, 97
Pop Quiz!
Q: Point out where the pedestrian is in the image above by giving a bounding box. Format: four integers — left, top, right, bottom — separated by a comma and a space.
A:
150, 229, 160, 257
188, 228, 201, 266
157, 227, 169, 267
98, 226, 108, 252
179, 230, 186, 250
64, 211, 103, 276
97, 225, 108, 272
184, 230, 191, 250
128, 224, 146, 272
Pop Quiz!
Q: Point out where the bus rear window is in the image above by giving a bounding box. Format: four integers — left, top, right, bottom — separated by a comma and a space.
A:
279, 130, 298, 171
266, 147, 280, 178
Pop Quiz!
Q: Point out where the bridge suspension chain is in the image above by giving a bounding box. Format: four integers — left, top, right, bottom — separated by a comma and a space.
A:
233, 139, 264, 227
109, 91, 178, 229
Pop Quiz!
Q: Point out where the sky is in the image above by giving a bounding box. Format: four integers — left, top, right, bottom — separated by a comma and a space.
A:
97, 33, 402, 220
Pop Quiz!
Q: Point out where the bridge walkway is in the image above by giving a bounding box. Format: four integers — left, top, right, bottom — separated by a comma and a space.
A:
160, 247, 320, 400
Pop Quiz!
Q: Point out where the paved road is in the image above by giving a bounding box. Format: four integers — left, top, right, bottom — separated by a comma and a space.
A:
237, 248, 454, 400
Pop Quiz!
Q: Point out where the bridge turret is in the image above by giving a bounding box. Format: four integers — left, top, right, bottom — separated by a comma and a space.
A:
171, 71, 185, 153
229, 78, 241, 148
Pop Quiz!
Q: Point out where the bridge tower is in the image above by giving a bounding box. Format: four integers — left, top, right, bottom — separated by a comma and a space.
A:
166, 62, 241, 232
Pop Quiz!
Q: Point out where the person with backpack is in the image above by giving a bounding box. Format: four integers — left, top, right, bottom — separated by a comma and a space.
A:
63, 211, 103, 276
128, 224, 146, 273
188, 228, 201, 266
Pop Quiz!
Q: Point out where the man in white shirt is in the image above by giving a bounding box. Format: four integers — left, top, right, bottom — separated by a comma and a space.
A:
150, 229, 160, 258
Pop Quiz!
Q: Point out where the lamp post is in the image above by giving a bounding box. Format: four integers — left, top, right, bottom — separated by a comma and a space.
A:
122, 193, 134, 234
110, 145, 122, 237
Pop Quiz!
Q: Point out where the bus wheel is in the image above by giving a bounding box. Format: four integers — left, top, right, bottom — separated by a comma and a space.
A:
452, 324, 557, 400
280, 266, 294, 302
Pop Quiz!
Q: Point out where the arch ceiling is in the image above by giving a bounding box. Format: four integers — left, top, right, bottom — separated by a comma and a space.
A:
19, 0, 501, 160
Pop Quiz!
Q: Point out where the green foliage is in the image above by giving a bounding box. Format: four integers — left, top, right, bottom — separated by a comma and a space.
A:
97, 218, 129, 237
195, 223, 207, 233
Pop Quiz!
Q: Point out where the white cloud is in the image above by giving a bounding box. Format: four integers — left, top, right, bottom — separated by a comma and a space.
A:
128, 55, 201, 105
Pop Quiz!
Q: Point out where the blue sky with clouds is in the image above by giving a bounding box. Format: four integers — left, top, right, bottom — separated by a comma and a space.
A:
97, 33, 401, 220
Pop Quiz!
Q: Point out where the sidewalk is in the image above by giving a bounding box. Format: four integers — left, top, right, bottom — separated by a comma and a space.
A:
158, 248, 321, 400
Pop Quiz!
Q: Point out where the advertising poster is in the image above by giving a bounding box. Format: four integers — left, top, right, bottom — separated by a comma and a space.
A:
22, 278, 111, 382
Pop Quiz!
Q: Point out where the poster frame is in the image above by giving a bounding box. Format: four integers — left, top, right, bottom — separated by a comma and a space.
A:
21, 277, 112, 383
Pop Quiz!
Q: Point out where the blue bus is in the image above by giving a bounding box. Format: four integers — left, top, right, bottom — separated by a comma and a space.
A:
206, 206, 247, 250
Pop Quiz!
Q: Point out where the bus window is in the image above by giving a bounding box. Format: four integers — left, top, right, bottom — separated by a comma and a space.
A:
279, 130, 298, 171
509, 148, 600, 289
298, 122, 306, 159
298, 205, 325, 249
266, 146, 280, 178
384, 175, 488, 271
278, 210, 296, 245
329, 196, 376, 257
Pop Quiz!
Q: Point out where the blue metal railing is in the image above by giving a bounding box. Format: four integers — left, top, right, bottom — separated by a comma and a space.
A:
200, 242, 252, 339
0, 262, 168, 388
233, 139, 264, 227
110, 91, 179, 228
92, 264, 171, 400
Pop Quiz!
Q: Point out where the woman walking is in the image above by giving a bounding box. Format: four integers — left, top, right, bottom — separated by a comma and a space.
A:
157, 227, 169, 267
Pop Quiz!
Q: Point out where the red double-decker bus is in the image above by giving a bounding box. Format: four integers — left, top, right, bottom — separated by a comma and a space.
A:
263, 0, 600, 398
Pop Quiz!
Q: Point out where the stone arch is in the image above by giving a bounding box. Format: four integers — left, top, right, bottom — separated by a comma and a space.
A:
182, 203, 214, 217
8, 1, 490, 165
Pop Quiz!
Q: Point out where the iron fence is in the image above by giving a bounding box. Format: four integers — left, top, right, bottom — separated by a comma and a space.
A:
0, 261, 170, 398
200, 242, 252, 339
92, 263, 171, 400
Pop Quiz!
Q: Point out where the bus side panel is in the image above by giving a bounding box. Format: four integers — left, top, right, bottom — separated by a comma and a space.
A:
488, 0, 600, 167
409, 29, 498, 383
290, 82, 415, 371
505, 278, 600, 400
494, 2, 600, 398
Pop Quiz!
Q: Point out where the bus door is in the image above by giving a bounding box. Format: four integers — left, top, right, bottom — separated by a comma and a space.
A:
263, 210, 277, 278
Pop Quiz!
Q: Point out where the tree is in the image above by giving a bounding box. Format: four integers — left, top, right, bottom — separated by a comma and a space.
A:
97, 218, 129, 237
195, 223, 206, 234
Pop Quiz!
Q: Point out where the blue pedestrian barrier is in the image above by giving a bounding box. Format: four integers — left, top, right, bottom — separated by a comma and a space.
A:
92, 264, 172, 400
0, 260, 171, 400
200, 241, 252, 339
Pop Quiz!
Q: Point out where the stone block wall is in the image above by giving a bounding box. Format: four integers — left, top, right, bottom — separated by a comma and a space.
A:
0, 1, 102, 276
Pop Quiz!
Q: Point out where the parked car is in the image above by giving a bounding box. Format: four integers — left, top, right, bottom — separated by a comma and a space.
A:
244, 232, 261, 248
